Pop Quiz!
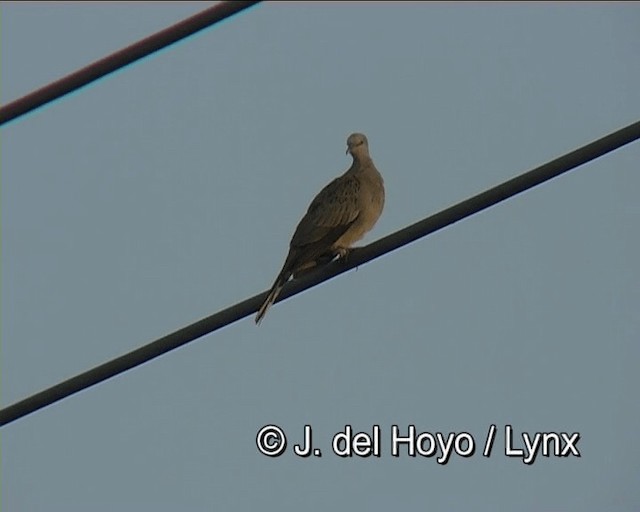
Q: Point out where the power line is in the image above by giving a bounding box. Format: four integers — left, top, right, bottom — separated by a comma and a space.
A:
1, 119, 638, 427
0, 1, 261, 125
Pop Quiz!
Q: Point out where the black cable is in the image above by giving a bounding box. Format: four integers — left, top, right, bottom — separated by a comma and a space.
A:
0, 1, 261, 125
1, 120, 638, 427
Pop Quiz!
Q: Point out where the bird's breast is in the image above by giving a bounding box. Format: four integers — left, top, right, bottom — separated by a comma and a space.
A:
333, 170, 384, 248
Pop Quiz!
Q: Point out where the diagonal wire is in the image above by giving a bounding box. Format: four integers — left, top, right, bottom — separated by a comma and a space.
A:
0, 1, 261, 125
1, 120, 638, 427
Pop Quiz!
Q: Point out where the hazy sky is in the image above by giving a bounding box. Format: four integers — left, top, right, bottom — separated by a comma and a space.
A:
3, 3, 639, 511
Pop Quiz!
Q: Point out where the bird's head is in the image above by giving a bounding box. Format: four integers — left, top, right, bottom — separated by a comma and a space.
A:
346, 132, 369, 157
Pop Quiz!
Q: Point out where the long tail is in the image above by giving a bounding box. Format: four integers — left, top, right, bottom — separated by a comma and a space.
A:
255, 271, 289, 324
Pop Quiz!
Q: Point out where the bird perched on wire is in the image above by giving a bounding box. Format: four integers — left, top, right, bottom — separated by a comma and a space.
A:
255, 132, 385, 324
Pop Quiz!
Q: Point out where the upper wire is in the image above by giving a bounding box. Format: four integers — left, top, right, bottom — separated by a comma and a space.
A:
0, 1, 261, 125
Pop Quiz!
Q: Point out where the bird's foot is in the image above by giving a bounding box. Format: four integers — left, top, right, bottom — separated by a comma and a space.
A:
292, 248, 355, 279
335, 247, 352, 263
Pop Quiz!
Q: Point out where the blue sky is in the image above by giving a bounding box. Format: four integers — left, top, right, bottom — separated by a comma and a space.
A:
2, 3, 640, 510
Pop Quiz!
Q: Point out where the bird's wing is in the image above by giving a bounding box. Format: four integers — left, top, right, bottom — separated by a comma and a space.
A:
291, 174, 361, 248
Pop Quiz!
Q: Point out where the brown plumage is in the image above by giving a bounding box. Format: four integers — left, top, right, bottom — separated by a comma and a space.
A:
255, 133, 385, 324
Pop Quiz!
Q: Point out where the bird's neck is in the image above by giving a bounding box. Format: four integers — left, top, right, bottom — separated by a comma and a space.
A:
351, 153, 372, 168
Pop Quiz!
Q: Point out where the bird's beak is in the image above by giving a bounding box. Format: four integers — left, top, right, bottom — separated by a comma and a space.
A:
346, 147, 350, 155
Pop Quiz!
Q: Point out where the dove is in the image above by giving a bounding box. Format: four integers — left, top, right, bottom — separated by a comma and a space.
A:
255, 132, 385, 324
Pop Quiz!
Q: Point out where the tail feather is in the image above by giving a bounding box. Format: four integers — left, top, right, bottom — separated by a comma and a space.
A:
255, 273, 288, 324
